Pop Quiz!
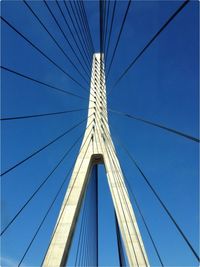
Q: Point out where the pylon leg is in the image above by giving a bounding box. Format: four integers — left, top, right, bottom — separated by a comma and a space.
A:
103, 139, 149, 266
43, 134, 97, 266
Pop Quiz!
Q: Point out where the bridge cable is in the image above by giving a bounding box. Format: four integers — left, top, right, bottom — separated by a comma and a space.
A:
99, 0, 104, 53
67, 0, 92, 67
1, 66, 87, 101
70, 0, 93, 62
109, 108, 199, 143
73, 1, 94, 58
111, 0, 190, 92
1, 115, 92, 177
80, 0, 95, 52
41, 129, 93, 266
105, 0, 117, 65
0, 16, 88, 92
109, 122, 200, 262
63, 1, 91, 76
79, 0, 95, 54
43, 0, 91, 79
55, 0, 92, 80
62, 0, 92, 74
102, 0, 107, 53
1, 107, 91, 121
103, 0, 111, 57
63, 2, 92, 72
23, 0, 89, 86
106, 0, 132, 79
1, 121, 93, 237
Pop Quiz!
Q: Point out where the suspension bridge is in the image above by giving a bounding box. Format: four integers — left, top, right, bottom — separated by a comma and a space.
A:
1, 0, 199, 266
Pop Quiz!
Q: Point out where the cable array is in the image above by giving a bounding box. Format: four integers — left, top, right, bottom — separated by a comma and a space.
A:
1, 108, 89, 121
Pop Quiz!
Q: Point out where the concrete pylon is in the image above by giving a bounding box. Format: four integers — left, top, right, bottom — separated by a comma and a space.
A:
43, 53, 150, 267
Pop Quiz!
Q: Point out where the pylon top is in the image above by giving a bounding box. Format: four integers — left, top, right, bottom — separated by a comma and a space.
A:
83, 53, 109, 161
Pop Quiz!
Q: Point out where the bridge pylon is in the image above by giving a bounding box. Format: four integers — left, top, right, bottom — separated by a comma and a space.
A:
43, 53, 150, 267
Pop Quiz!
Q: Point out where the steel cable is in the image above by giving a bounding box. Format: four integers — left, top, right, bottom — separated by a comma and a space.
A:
1, 66, 87, 100
43, 0, 91, 82
1, 16, 87, 92
1, 115, 92, 177
1, 108, 90, 121
55, 0, 91, 80
111, 0, 190, 91
23, 0, 89, 86
109, 108, 199, 143
106, 0, 132, 79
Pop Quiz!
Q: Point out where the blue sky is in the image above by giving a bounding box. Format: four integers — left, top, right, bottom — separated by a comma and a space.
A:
1, 0, 199, 266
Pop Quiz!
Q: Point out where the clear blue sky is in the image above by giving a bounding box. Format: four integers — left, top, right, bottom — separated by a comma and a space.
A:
1, 1, 199, 267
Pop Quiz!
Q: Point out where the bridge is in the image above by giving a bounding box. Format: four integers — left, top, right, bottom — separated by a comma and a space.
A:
1, 0, 199, 266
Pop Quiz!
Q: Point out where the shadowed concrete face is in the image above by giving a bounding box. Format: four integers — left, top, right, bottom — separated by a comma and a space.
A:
42, 53, 149, 267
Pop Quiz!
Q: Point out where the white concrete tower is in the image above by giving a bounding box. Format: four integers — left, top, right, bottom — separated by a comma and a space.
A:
43, 53, 150, 267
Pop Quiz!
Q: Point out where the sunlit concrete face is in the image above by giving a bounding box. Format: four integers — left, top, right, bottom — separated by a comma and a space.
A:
43, 53, 149, 267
